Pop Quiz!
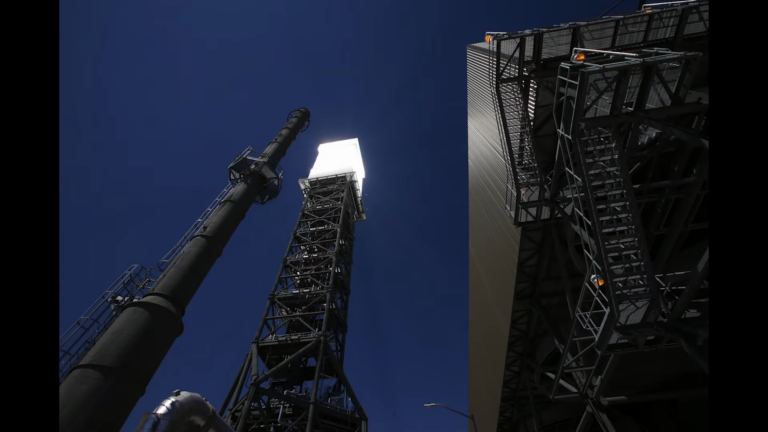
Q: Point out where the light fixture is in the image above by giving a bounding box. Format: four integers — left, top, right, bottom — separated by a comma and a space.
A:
485, 35, 493, 43
590, 274, 605, 287
572, 52, 586, 62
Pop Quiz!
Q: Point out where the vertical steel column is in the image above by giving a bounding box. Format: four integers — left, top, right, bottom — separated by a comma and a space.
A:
220, 352, 250, 416
305, 291, 332, 432
307, 183, 350, 432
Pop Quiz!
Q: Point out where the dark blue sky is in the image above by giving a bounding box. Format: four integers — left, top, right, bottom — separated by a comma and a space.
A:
59, 1, 638, 430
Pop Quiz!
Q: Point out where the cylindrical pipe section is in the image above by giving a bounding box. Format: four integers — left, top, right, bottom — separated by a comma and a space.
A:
262, 108, 310, 165
59, 108, 310, 432
136, 391, 234, 432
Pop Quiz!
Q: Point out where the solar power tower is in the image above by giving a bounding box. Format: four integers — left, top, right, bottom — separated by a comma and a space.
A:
219, 139, 369, 432
468, 1, 709, 431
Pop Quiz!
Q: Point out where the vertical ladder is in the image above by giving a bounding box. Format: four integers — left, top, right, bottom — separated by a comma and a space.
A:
59, 265, 155, 382
157, 182, 234, 271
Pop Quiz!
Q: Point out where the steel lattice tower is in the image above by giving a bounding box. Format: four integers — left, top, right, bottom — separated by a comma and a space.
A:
220, 143, 368, 432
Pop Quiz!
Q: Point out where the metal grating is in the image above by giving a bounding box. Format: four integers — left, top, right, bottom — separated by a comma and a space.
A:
498, 39, 521, 79
542, 28, 572, 59
646, 62, 683, 109
489, 1, 708, 52
524, 35, 534, 61
648, 9, 681, 41
484, 2, 710, 229
616, 15, 650, 46
581, 21, 615, 49
684, 4, 709, 35
493, 37, 552, 224
583, 71, 619, 119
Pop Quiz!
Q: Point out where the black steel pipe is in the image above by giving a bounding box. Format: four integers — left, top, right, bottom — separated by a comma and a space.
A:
59, 108, 310, 432
262, 109, 310, 166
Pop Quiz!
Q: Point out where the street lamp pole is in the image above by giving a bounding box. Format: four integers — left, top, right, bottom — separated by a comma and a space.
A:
424, 403, 479, 432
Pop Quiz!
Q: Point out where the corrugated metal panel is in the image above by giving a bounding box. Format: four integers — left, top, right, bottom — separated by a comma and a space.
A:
467, 45, 521, 432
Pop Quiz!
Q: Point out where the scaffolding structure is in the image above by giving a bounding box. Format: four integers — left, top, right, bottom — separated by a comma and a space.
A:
481, 2, 708, 431
219, 173, 368, 432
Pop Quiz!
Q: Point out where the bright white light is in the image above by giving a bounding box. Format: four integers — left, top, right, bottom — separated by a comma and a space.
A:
308, 138, 365, 194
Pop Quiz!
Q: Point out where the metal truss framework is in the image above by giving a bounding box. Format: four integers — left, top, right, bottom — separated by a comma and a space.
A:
58, 147, 282, 383
496, 223, 580, 430
220, 174, 368, 432
487, 3, 709, 431
550, 47, 708, 412
488, 0, 708, 226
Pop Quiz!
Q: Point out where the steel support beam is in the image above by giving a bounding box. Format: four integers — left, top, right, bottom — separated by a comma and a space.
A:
600, 386, 708, 406
635, 114, 709, 148
580, 103, 707, 128
669, 248, 708, 320
588, 400, 617, 432
324, 341, 368, 420
220, 352, 250, 417
651, 151, 708, 275
575, 408, 593, 432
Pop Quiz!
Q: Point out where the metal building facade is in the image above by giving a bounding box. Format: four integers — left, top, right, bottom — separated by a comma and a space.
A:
468, 2, 709, 431
467, 42, 522, 432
